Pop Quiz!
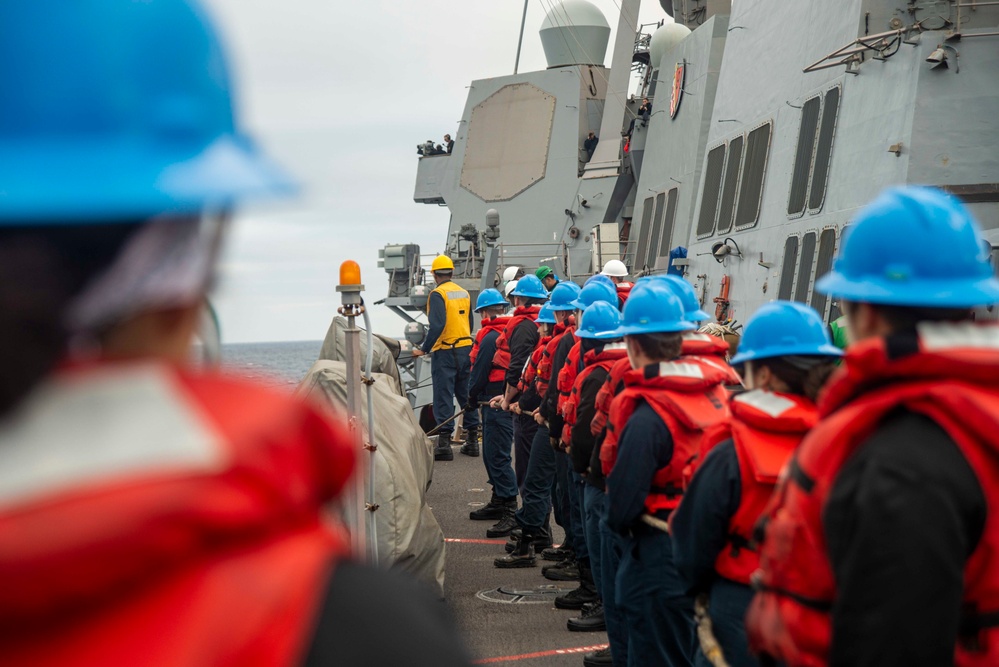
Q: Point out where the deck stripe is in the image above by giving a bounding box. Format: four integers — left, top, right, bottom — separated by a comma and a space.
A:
445, 537, 508, 545
473, 643, 609, 663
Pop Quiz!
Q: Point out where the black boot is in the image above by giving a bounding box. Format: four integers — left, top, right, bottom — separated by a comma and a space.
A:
567, 600, 606, 632
494, 532, 537, 568
433, 435, 453, 461
459, 427, 480, 457
582, 647, 614, 666
541, 545, 573, 561
486, 511, 518, 538
470, 495, 515, 521
543, 557, 580, 581
554, 563, 598, 609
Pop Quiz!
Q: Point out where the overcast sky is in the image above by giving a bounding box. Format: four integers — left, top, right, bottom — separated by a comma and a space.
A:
206, 0, 668, 343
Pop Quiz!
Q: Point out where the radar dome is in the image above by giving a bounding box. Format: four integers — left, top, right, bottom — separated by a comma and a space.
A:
649, 20, 691, 70
540, 0, 611, 69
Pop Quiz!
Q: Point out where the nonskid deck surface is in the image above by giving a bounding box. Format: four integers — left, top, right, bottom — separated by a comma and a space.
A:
429, 442, 608, 665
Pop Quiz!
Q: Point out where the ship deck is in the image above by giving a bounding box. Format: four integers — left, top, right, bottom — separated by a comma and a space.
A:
428, 443, 609, 665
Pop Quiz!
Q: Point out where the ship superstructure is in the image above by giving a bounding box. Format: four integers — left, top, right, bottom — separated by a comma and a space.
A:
385, 0, 999, 409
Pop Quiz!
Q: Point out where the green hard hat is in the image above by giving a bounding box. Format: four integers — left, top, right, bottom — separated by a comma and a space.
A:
536, 266, 554, 281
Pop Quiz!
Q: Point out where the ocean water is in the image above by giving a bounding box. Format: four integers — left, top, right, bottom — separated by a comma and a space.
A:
221, 340, 324, 390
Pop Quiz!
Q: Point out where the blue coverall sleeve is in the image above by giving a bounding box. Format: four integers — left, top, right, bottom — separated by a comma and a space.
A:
467, 331, 498, 405
421, 292, 446, 354
606, 402, 673, 532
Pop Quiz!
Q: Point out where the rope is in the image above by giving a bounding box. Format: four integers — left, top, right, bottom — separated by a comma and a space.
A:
695, 595, 731, 667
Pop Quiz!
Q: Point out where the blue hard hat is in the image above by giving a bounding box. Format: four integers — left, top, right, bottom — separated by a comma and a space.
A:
534, 303, 556, 324
615, 283, 694, 335
584, 274, 616, 291
510, 274, 549, 300
576, 302, 623, 340
570, 280, 617, 310
652, 275, 711, 322
730, 301, 842, 366
1, 0, 293, 223
816, 186, 999, 308
550, 282, 581, 311
475, 288, 507, 312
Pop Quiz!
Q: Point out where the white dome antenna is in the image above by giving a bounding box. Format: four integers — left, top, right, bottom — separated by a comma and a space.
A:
539, 0, 611, 69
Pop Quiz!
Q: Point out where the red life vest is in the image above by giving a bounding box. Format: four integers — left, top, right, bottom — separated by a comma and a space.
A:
747, 325, 999, 667
519, 333, 552, 394
709, 390, 816, 585
0, 362, 355, 667
592, 356, 632, 443
471, 315, 511, 383
682, 332, 742, 386
616, 282, 633, 308
564, 343, 629, 438
557, 340, 584, 444
606, 359, 731, 513
491, 306, 540, 381
538, 324, 571, 382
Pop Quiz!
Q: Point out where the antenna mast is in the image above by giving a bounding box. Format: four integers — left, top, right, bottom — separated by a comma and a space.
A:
514, 0, 529, 74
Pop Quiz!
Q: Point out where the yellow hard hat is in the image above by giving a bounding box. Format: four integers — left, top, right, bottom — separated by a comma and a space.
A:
431, 255, 455, 272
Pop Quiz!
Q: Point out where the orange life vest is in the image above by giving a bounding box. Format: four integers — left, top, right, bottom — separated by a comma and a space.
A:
471, 315, 511, 383
710, 390, 816, 585
564, 343, 629, 471
606, 360, 731, 514
491, 306, 540, 382
747, 326, 999, 667
0, 363, 355, 667
557, 339, 584, 444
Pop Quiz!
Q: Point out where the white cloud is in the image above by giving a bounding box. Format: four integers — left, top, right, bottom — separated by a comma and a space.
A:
204, 0, 668, 342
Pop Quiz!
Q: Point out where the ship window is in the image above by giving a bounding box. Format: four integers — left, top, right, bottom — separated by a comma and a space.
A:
778, 235, 799, 300
795, 232, 817, 303
809, 86, 840, 212
717, 135, 744, 234
659, 187, 679, 257
635, 196, 655, 271
810, 228, 837, 317
648, 192, 667, 264
788, 96, 821, 217
735, 122, 772, 229
697, 144, 726, 237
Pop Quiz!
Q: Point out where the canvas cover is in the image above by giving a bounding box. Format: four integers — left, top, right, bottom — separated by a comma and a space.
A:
318, 316, 404, 396
297, 359, 445, 594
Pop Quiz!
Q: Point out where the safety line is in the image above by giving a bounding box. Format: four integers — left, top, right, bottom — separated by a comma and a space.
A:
473, 643, 609, 664
445, 537, 508, 545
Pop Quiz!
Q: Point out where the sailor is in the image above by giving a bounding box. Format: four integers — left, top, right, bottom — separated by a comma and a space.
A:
412, 254, 478, 461
670, 302, 841, 667
533, 281, 583, 564
600, 259, 634, 306
542, 281, 620, 592
0, 2, 472, 665
605, 282, 731, 667
562, 302, 629, 650
444, 133, 454, 154
487, 274, 547, 539
504, 278, 520, 306
583, 131, 599, 161
466, 289, 516, 519
537, 265, 561, 292
747, 186, 999, 667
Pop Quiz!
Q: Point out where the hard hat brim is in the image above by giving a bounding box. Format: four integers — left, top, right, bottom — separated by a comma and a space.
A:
816, 271, 999, 308
615, 321, 696, 336
730, 343, 843, 366
575, 329, 623, 340
687, 308, 711, 322
0, 134, 295, 223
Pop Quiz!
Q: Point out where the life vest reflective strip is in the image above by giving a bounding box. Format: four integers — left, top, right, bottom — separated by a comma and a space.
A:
710, 390, 815, 585
471, 316, 511, 382
607, 361, 731, 513
682, 333, 742, 385
428, 281, 472, 352
0, 365, 353, 667
492, 306, 541, 381
747, 325, 999, 667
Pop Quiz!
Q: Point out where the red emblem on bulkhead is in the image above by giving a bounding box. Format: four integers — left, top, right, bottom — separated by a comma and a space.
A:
670, 62, 685, 119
